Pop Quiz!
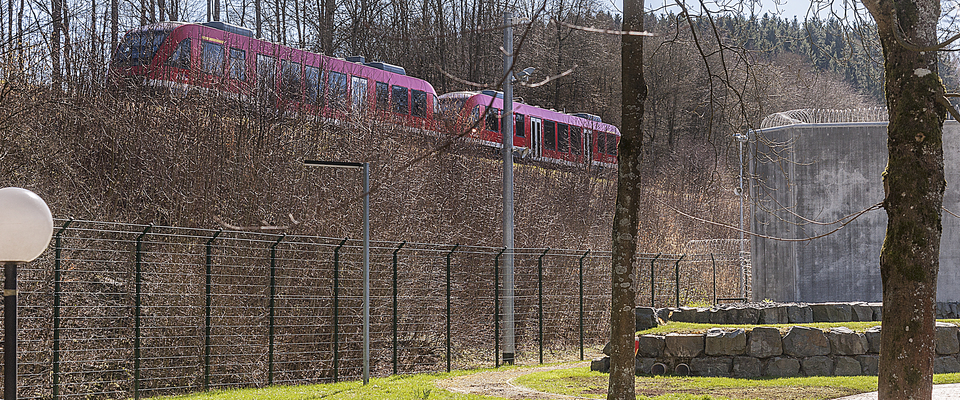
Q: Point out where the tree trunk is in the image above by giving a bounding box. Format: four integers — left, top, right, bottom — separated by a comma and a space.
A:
608, 0, 644, 399
110, 0, 118, 55
51, 0, 62, 88
861, 0, 946, 399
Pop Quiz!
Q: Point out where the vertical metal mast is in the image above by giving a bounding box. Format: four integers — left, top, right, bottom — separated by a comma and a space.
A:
502, 10, 516, 365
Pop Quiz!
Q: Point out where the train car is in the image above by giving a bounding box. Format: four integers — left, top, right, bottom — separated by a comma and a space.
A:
110, 21, 439, 130
438, 90, 620, 167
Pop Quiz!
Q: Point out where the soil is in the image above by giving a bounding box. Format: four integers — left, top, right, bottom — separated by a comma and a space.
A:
435, 361, 593, 399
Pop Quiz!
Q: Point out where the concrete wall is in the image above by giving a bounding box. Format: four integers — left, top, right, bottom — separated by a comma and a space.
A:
750, 120, 960, 302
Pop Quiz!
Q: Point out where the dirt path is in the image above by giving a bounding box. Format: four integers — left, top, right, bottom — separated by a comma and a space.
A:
435, 361, 592, 399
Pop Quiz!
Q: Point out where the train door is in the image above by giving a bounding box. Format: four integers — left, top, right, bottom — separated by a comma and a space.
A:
351, 76, 368, 113
531, 117, 543, 158
584, 129, 592, 163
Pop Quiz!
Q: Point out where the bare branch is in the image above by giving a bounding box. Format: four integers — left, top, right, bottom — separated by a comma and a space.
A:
554, 19, 657, 37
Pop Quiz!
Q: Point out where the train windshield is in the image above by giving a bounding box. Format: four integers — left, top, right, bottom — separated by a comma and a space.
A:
438, 96, 467, 119
113, 28, 173, 67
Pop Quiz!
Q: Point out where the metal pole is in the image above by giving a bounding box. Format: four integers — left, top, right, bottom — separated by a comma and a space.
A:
578, 250, 589, 361
711, 254, 717, 305
362, 162, 371, 385
4, 261, 17, 400
501, 9, 516, 366
494, 248, 505, 368
332, 238, 347, 383
537, 248, 548, 365
650, 253, 660, 307
134, 224, 151, 400
53, 219, 72, 400
446, 244, 459, 373
675, 255, 685, 308
392, 241, 405, 376
268, 234, 284, 386
204, 228, 221, 391
736, 132, 747, 299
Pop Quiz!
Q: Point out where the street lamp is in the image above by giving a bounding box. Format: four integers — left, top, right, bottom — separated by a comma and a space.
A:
302, 160, 371, 384
0, 187, 54, 400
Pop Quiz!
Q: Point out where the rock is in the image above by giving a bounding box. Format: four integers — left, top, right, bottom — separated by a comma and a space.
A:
728, 307, 760, 325
869, 303, 883, 321
834, 356, 862, 376
782, 326, 831, 357
732, 356, 762, 378
591, 356, 610, 373
693, 308, 712, 323
705, 328, 746, 356
656, 307, 672, 323
851, 303, 874, 322
746, 326, 783, 358
759, 306, 789, 324
665, 333, 704, 358
801, 356, 833, 376
671, 307, 698, 323
636, 307, 660, 331
857, 354, 880, 376
935, 356, 960, 374
811, 303, 853, 322
764, 357, 801, 377
690, 356, 733, 377
827, 327, 867, 355
787, 305, 813, 323
637, 335, 665, 358
936, 322, 960, 355
865, 326, 882, 354
635, 357, 657, 375
602, 341, 611, 356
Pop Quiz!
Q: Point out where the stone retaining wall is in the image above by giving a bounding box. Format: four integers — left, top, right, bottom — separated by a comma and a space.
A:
644, 302, 960, 328
592, 322, 960, 377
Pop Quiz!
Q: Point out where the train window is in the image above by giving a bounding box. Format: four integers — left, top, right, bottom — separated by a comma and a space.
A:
281, 60, 302, 101
304, 66, 319, 104
229, 48, 245, 81
117, 29, 170, 66
392, 85, 409, 114
485, 108, 500, 132
469, 106, 480, 125
557, 123, 569, 153
375, 82, 389, 111
328, 71, 348, 109
411, 90, 427, 118
544, 121, 557, 151
570, 126, 582, 155
256, 54, 276, 94
351, 77, 368, 112
164, 39, 191, 69
433, 95, 440, 116
201, 41, 224, 76
514, 113, 525, 137
605, 133, 618, 156
597, 131, 606, 155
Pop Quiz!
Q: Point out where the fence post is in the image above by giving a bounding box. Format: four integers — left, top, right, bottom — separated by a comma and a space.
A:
578, 250, 589, 362
445, 244, 459, 373
267, 234, 284, 386
134, 224, 152, 400
674, 255, 685, 308
537, 248, 549, 365
650, 253, 660, 308
332, 238, 347, 382
392, 241, 405, 376
494, 248, 505, 368
203, 229, 222, 391
52, 219, 73, 400
711, 254, 717, 305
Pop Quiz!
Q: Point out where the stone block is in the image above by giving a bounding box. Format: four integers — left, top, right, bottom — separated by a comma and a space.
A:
851, 303, 874, 322
857, 354, 879, 376
828, 327, 867, 355
936, 322, 960, 355
637, 335, 665, 358
834, 356, 862, 376
782, 326, 830, 357
759, 306, 789, 324
691, 356, 733, 377
787, 305, 813, 323
764, 357, 801, 377
935, 356, 960, 374
694, 308, 712, 323
665, 333, 704, 358
747, 326, 783, 358
811, 303, 853, 322
671, 307, 698, 323
733, 356, 761, 378
869, 303, 883, 321
802, 356, 833, 376
602, 341, 611, 356
635, 357, 657, 375
709, 308, 726, 324
656, 308, 672, 323
591, 356, 610, 373
705, 328, 746, 356
636, 307, 660, 331
865, 326, 882, 354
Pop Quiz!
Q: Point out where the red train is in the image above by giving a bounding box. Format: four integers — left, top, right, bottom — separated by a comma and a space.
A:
110, 21, 619, 167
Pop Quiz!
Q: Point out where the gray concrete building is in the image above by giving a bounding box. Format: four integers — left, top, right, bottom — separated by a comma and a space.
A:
750, 116, 960, 302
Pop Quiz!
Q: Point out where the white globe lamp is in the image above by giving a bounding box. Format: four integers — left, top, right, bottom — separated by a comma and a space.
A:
0, 187, 53, 400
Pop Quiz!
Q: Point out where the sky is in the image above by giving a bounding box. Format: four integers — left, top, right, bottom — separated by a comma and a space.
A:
607, 0, 830, 20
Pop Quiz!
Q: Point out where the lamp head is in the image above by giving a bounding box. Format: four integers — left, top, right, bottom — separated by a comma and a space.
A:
0, 187, 53, 262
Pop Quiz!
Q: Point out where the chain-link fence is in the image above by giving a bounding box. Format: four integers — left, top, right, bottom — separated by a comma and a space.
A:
7, 219, 748, 399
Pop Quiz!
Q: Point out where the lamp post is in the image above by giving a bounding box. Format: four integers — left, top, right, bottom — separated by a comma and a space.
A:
0, 187, 54, 400
303, 160, 371, 384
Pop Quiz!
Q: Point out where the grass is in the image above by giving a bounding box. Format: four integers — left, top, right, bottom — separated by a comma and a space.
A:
516, 366, 960, 400
147, 369, 507, 400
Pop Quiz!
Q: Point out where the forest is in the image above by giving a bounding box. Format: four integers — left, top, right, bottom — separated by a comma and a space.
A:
2, 0, 954, 252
